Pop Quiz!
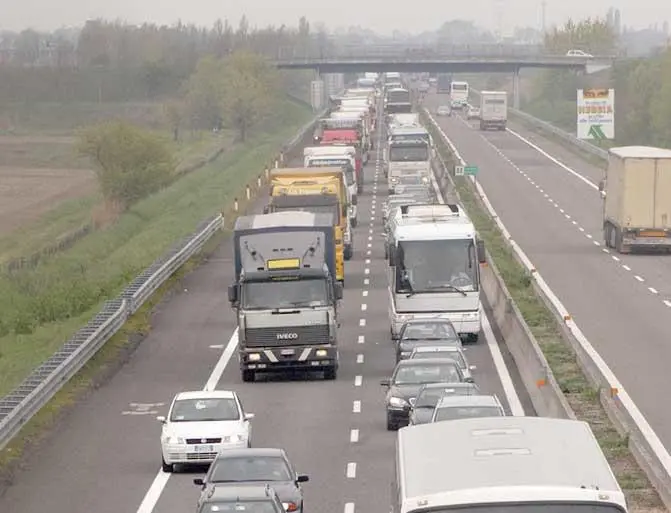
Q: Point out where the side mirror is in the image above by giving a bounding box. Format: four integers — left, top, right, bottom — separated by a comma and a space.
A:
409, 398, 416, 407
469, 365, 477, 371
334, 283, 343, 301
228, 284, 239, 304
380, 378, 391, 387
476, 240, 486, 264
465, 377, 475, 384
193, 478, 204, 486
296, 474, 310, 483
156, 416, 166, 423
263, 205, 270, 214
244, 413, 255, 421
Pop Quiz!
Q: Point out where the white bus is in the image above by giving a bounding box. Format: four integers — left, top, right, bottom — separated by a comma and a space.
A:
450, 81, 469, 108
394, 417, 627, 513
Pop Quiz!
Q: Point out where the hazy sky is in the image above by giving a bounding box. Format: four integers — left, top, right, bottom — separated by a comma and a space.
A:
2, 0, 670, 34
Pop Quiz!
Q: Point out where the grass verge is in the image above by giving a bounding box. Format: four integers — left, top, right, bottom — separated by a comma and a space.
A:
0, 99, 312, 397
424, 114, 664, 512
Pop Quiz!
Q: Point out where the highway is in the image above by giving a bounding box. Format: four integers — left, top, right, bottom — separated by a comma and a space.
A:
0, 106, 531, 513
426, 91, 671, 452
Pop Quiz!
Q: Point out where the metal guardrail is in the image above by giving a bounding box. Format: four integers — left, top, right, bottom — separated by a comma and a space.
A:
0, 109, 326, 451
470, 88, 609, 161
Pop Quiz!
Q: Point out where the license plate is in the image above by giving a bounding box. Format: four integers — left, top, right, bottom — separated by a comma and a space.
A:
281, 349, 295, 356
195, 445, 213, 453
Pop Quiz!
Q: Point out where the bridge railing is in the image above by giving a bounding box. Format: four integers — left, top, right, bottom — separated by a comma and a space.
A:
275, 44, 617, 61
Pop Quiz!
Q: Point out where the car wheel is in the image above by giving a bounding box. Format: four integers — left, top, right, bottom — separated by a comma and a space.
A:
162, 457, 173, 473
386, 416, 398, 431
324, 366, 337, 380
241, 370, 255, 382
351, 218, 358, 228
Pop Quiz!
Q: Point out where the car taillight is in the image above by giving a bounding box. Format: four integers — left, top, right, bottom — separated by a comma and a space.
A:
284, 503, 298, 512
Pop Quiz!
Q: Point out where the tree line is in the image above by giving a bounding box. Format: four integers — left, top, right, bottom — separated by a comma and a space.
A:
0, 17, 326, 103
523, 18, 671, 147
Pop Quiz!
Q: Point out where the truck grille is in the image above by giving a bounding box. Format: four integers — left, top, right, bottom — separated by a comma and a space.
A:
244, 325, 330, 347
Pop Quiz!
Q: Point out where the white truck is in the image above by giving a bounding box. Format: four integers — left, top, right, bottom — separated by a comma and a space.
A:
387, 203, 486, 343
600, 146, 671, 253
386, 136, 432, 193
479, 90, 507, 131
394, 417, 627, 513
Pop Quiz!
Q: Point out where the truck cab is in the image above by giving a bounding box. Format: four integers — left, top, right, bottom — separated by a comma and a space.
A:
228, 211, 342, 382
386, 137, 432, 194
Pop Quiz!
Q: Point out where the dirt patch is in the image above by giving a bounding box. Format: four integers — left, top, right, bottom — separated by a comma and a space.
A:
0, 166, 96, 235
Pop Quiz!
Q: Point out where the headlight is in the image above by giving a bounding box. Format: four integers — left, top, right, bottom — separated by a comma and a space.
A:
388, 397, 408, 408
391, 177, 398, 183
462, 311, 479, 320
223, 434, 247, 443
162, 436, 185, 444
248, 353, 261, 361
422, 176, 429, 183
315, 349, 328, 357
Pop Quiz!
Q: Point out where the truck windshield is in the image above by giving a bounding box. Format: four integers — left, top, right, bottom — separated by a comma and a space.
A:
241, 278, 329, 310
387, 91, 410, 103
271, 204, 340, 223
396, 239, 478, 293
390, 146, 429, 162
411, 504, 625, 513
390, 134, 430, 145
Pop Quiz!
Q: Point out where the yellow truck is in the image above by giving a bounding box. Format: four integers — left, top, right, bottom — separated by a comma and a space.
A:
269, 167, 353, 284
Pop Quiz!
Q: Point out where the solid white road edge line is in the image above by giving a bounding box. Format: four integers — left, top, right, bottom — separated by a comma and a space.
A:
428, 111, 671, 475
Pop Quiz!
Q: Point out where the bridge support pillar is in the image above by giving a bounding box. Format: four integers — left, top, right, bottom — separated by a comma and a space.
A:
512, 69, 521, 110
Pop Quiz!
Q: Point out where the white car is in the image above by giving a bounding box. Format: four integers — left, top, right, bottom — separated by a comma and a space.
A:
466, 105, 481, 120
566, 49, 593, 58
158, 390, 254, 472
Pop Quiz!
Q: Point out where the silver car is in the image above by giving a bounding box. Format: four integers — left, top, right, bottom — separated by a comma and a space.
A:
409, 345, 475, 382
431, 394, 505, 423
436, 105, 451, 116
409, 382, 481, 425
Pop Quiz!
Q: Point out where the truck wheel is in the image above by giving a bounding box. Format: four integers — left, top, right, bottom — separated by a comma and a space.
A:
344, 247, 353, 261
465, 333, 479, 344
604, 222, 613, 248
351, 218, 358, 228
386, 416, 398, 431
324, 367, 337, 380
162, 457, 173, 473
241, 370, 255, 382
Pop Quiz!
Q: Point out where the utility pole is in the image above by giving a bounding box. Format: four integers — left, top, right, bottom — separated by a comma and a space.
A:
541, 0, 547, 34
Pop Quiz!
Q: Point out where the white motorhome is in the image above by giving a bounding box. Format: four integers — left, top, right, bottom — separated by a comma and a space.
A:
394, 417, 627, 513
387, 204, 485, 342
450, 81, 469, 108
479, 90, 507, 130
303, 146, 358, 227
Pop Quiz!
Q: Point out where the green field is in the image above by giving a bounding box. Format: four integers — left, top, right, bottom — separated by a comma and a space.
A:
0, 98, 313, 397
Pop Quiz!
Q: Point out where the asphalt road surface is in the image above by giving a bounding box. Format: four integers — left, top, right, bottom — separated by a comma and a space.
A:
427, 91, 671, 452
0, 108, 531, 513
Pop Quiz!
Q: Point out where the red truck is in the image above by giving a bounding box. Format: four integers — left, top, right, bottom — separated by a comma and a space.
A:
313, 119, 365, 193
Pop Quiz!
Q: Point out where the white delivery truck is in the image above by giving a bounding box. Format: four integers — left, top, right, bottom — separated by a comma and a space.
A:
479, 90, 507, 131
600, 146, 671, 253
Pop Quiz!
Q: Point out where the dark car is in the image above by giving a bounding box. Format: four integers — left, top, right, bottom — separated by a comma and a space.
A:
197, 484, 285, 513
408, 382, 481, 425
396, 319, 462, 362
381, 358, 466, 430
194, 448, 309, 513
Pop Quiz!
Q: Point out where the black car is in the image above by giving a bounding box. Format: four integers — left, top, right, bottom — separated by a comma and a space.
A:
395, 319, 462, 362
408, 382, 481, 425
194, 448, 309, 513
381, 358, 466, 430
197, 484, 285, 513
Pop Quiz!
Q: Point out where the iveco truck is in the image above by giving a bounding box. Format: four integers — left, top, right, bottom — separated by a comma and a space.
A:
228, 211, 342, 382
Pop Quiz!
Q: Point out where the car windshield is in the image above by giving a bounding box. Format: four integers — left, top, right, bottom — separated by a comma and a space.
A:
210, 456, 292, 482
415, 387, 475, 407
393, 363, 461, 385
200, 501, 279, 513
402, 323, 458, 340
433, 406, 503, 422
412, 350, 466, 368
169, 398, 240, 422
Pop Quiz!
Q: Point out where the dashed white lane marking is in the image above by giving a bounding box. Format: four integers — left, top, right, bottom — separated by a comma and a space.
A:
354, 375, 363, 387
361, 303, 368, 311
367, 236, 372, 241
364, 278, 370, 285
473, 121, 671, 306
356, 354, 364, 363
366, 250, 371, 256
365, 258, 371, 264
346, 462, 357, 478
367, 242, 372, 248
357, 335, 365, 344
344, 503, 355, 513
352, 400, 361, 413
359, 318, 366, 327
362, 290, 368, 297
350, 429, 359, 443
364, 268, 370, 275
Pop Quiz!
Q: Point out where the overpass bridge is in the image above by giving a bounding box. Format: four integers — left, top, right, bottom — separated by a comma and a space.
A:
273, 44, 617, 109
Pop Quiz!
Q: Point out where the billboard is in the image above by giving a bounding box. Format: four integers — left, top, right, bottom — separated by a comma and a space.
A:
577, 88, 614, 140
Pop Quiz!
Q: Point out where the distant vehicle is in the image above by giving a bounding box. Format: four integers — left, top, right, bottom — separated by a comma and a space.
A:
194, 448, 309, 513
409, 382, 481, 425
466, 104, 481, 120
396, 319, 462, 362
195, 484, 285, 513
436, 105, 451, 116
409, 345, 475, 382
158, 390, 254, 472
430, 394, 505, 423
381, 357, 467, 430
566, 49, 593, 58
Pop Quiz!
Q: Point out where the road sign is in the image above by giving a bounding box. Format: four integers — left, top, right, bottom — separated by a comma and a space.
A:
577, 88, 614, 140
455, 165, 464, 176
464, 166, 479, 176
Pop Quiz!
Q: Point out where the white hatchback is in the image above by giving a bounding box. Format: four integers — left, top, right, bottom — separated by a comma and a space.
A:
158, 390, 254, 472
